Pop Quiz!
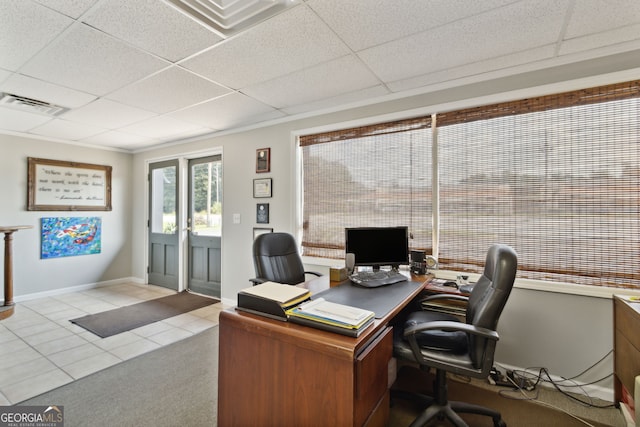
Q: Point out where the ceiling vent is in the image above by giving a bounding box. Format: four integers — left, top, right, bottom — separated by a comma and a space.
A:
164, 0, 297, 37
0, 92, 69, 116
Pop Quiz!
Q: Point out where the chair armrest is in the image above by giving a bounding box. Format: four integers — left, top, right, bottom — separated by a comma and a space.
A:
304, 271, 322, 277
403, 320, 499, 342
249, 278, 267, 286
401, 320, 500, 377
418, 293, 469, 305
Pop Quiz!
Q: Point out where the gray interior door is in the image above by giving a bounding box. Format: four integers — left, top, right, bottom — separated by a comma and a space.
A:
148, 160, 179, 290
187, 155, 222, 298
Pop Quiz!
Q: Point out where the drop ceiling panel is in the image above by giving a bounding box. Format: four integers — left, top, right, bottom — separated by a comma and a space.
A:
63, 98, 157, 129
181, 4, 351, 89
387, 44, 556, 93
170, 92, 283, 129
0, 107, 52, 132
243, 55, 383, 108
307, 0, 517, 51
559, 26, 640, 56
33, 0, 99, 19
0, 69, 13, 84
1, 74, 96, 109
281, 84, 390, 116
83, 0, 224, 62
30, 118, 106, 140
359, 0, 568, 84
565, 0, 640, 38
107, 66, 231, 114
21, 24, 169, 96
3, 0, 640, 152
121, 115, 211, 140
0, 1, 74, 71
81, 129, 159, 150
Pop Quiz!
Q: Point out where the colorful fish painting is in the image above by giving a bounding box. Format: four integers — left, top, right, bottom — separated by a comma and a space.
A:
41, 217, 101, 259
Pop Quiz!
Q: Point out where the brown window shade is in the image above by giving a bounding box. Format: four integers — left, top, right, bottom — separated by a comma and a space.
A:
300, 80, 640, 290
438, 96, 640, 289
300, 117, 432, 260
437, 80, 640, 127
299, 117, 432, 146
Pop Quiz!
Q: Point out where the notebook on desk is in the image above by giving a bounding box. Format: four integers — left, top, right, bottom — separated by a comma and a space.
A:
313, 280, 422, 319
286, 298, 375, 337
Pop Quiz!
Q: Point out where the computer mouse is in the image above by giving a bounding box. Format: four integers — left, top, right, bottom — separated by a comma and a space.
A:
443, 281, 459, 289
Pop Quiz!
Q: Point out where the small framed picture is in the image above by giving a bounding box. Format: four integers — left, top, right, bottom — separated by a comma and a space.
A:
256, 203, 269, 224
256, 148, 270, 173
253, 227, 273, 240
253, 178, 272, 198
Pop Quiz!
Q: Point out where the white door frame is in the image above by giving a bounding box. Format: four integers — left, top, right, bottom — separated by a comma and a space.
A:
144, 147, 223, 291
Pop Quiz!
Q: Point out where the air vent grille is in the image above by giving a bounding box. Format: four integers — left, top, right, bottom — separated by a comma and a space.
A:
0, 92, 69, 116
164, 0, 297, 37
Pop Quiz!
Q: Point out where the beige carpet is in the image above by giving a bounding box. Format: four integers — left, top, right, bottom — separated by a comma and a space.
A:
390, 366, 624, 427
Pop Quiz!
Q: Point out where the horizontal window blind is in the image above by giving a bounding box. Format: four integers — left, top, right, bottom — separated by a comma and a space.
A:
299, 80, 640, 290
300, 117, 432, 260
438, 81, 640, 289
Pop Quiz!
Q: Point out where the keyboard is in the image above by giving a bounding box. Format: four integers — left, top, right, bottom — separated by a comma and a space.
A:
349, 270, 408, 288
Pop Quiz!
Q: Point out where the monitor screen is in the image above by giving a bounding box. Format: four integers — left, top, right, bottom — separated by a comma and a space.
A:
345, 226, 409, 269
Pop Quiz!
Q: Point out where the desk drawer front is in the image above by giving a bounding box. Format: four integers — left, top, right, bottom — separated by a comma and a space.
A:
355, 327, 392, 427
616, 298, 640, 352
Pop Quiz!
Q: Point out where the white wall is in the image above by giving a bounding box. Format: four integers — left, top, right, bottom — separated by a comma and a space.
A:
129, 57, 640, 400
0, 134, 133, 297
2, 53, 636, 400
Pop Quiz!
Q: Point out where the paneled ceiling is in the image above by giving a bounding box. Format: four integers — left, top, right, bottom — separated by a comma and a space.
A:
1, 0, 640, 152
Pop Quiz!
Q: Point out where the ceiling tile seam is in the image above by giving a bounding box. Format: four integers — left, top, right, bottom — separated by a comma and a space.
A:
555, 0, 577, 57
158, 90, 248, 116
561, 21, 640, 48
15, 18, 83, 78
301, 4, 390, 92
78, 21, 175, 68
170, 64, 238, 94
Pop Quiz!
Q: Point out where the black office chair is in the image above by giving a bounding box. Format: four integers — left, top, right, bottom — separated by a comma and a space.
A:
250, 232, 322, 285
393, 243, 517, 427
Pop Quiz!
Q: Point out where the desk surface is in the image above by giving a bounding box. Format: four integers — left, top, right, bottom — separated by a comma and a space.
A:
223, 273, 426, 355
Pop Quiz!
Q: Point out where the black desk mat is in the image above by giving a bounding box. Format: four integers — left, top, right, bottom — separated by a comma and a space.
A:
313, 280, 422, 319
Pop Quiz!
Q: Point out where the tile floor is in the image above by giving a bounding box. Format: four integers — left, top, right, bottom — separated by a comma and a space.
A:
0, 282, 226, 405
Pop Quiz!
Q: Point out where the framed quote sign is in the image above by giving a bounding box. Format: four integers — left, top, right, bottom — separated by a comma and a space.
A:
27, 157, 112, 211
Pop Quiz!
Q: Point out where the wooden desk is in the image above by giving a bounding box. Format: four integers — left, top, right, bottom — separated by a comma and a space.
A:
614, 295, 640, 415
218, 275, 426, 427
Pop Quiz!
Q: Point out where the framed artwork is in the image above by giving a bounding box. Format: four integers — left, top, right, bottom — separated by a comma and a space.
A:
253, 227, 273, 240
256, 148, 270, 173
41, 216, 102, 259
253, 178, 272, 198
27, 157, 112, 211
256, 203, 270, 224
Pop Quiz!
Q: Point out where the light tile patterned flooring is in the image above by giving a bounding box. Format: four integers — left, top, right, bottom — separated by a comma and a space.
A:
0, 282, 226, 405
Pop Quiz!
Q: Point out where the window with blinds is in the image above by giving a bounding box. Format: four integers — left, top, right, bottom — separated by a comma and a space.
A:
299, 80, 640, 290
299, 118, 432, 259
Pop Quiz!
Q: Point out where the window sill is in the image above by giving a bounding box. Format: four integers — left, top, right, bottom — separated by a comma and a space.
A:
302, 256, 640, 300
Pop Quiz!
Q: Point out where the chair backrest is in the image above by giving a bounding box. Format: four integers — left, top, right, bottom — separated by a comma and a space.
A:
466, 244, 517, 367
253, 232, 306, 285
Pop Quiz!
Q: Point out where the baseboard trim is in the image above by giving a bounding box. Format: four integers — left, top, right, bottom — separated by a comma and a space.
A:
13, 277, 146, 302
496, 361, 614, 403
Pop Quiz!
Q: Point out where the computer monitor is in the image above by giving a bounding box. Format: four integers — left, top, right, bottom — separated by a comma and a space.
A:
345, 226, 409, 271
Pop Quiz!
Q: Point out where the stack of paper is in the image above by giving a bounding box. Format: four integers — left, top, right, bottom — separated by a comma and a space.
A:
237, 281, 311, 321
286, 298, 375, 337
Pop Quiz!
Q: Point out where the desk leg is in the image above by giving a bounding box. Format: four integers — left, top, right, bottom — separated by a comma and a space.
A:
0, 231, 15, 320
